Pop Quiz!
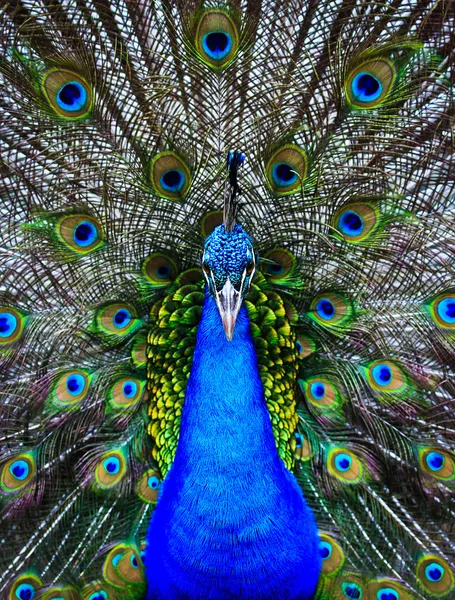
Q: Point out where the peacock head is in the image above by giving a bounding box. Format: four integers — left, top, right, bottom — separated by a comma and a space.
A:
202, 223, 256, 341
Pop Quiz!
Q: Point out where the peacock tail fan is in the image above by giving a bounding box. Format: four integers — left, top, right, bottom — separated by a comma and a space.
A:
0, 0, 454, 599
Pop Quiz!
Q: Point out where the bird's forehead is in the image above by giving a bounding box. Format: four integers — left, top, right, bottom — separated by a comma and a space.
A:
204, 224, 253, 272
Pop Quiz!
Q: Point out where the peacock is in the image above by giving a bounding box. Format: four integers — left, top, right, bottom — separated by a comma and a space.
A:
1, 0, 455, 598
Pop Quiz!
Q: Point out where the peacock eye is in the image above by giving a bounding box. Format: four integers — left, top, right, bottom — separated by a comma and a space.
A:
95, 450, 127, 489
333, 201, 378, 243
57, 214, 103, 254
142, 253, 178, 287
0, 307, 26, 345
319, 534, 345, 576
194, 10, 239, 69
345, 58, 396, 109
149, 152, 191, 200
10, 576, 43, 600
341, 581, 363, 599
41, 68, 92, 118
416, 555, 454, 596
265, 145, 308, 195
1, 454, 35, 493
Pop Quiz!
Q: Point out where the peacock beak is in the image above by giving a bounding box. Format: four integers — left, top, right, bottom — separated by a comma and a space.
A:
215, 278, 241, 341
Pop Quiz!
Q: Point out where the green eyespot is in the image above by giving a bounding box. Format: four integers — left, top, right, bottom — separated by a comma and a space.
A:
40, 586, 80, 600
294, 431, 313, 462
418, 448, 455, 482
261, 249, 297, 282
137, 469, 161, 503
149, 152, 191, 200
332, 201, 379, 243
327, 448, 364, 484
301, 377, 342, 411
426, 291, 455, 329
41, 68, 92, 118
416, 555, 454, 597
142, 253, 178, 287
201, 211, 223, 238
368, 578, 413, 600
94, 303, 140, 337
57, 214, 103, 254
131, 335, 147, 367
1, 453, 35, 493
8, 573, 43, 600
81, 581, 116, 600
94, 449, 127, 489
336, 574, 367, 600
265, 145, 308, 195
345, 58, 396, 109
103, 543, 144, 587
309, 292, 354, 328
319, 533, 345, 577
365, 360, 407, 393
0, 308, 26, 345
194, 10, 239, 69
109, 378, 145, 410
52, 370, 91, 407
296, 334, 316, 359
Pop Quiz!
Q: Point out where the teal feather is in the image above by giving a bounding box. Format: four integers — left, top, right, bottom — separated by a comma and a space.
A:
0, 1, 455, 599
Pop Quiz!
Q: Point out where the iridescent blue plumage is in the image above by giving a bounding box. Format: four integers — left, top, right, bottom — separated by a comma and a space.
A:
146, 289, 320, 599
203, 224, 255, 290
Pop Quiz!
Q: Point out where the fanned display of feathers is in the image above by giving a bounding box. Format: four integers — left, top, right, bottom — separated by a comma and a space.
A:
1, 0, 455, 599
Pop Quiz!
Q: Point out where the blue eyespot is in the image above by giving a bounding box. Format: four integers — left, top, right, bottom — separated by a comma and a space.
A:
320, 540, 332, 560
103, 457, 121, 475
160, 169, 186, 193
295, 340, 303, 354
271, 163, 298, 187
425, 562, 444, 582
0, 312, 17, 338
372, 364, 392, 386
57, 81, 88, 112
9, 460, 29, 481
112, 552, 123, 567
339, 211, 363, 236
113, 309, 132, 328
342, 582, 363, 599
123, 381, 138, 398
73, 221, 98, 247
351, 72, 382, 103
335, 454, 352, 472
15, 584, 36, 600
437, 298, 455, 324
310, 382, 325, 399
148, 475, 160, 490
294, 433, 303, 448
88, 592, 108, 600
377, 589, 399, 600
426, 451, 445, 472
66, 373, 86, 396
202, 31, 233, 61
316, 298, 335, 320
267, 262, 284, 275
156, 265, 172, 279
131, 554, 139, 568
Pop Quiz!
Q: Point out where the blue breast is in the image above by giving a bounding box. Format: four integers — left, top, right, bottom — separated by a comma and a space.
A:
145, 292, 321, 599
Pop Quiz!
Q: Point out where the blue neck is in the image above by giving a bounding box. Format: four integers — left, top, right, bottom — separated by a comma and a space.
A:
146, 292, 321, 599
174, 293, 279, 472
